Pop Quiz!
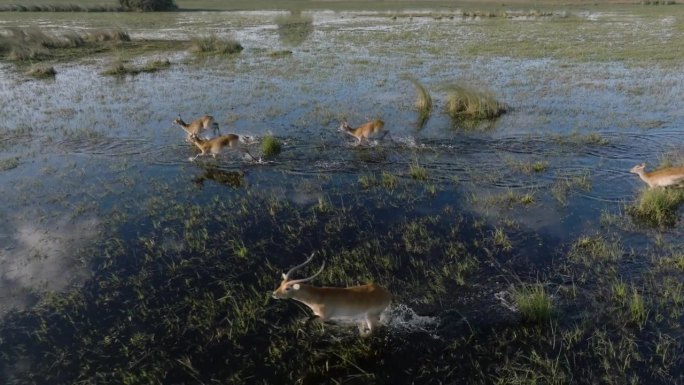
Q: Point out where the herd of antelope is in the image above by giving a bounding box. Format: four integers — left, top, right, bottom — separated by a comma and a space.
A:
173, 113, 684, 335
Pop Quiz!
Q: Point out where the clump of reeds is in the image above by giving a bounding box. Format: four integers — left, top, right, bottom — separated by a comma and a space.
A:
141, 58, 170, 73
26, 65, 56, 78
411, 79, 432, 127
190, 35, 243, 55
101, 59, 129, 76
627, 188, 684, 228
261, 135, 282, 157
86, 29, 130, 43
444, 83, 507, 121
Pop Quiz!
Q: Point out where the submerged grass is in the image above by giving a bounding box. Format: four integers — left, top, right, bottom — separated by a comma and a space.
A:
628, 187, 684, 228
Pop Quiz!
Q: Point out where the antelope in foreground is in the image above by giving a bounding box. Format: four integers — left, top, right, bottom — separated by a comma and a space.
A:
630, 163, 684, 188
173, 114, 219, 141
272, 253, 392, 335
188, 133, 255, 162
339, 119, 389, 145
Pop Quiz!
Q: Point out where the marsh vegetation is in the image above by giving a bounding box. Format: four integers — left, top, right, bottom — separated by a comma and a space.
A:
0, 2, 683, 384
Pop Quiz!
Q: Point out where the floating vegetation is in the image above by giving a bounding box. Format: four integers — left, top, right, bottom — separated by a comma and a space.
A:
190, 35, 243, 55
628, 187, 684, 228
408, 162, 428, 180
444, 83, 507, 121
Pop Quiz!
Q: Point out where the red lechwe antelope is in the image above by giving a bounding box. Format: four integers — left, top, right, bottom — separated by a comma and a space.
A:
173, 114, 219, 141
630, 163, 684, 188
187, 133, 255, 162
338, 119, 389, 145
272, 253, 392, 335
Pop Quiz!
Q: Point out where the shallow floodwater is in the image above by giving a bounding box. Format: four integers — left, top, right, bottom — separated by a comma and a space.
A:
0, 6, 683, 383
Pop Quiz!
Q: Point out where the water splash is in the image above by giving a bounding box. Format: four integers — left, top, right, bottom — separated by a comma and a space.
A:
383, 303, 440, 338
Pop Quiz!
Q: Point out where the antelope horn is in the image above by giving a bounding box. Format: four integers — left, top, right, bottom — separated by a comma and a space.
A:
288, 262, 325, 285
282, 252, 315, 280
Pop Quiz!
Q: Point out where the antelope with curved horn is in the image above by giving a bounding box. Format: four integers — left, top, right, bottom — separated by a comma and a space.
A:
188, 133, 256, 162
338, 119, 389, 145
173, 114, 220, 141
272, 253, 392, 335
630, 163, 684, 188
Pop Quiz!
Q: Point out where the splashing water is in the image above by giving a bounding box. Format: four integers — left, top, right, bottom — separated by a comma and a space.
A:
382, 303, 440, 338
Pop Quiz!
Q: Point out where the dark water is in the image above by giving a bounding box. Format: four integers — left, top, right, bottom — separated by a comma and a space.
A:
0, 8, 683, 384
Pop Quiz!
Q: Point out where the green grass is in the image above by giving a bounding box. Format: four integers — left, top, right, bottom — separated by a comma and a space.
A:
408, 162, 428, 180
627, 187, 684, 228
512, 283, 553, 323
102, 57, 171, 76
261, 135, 282, 157
444, 83, 507, 121
275, 13, 313, 46
568, 234, 622, 264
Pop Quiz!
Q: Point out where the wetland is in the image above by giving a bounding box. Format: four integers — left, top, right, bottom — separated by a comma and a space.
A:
0, 1, 684, 384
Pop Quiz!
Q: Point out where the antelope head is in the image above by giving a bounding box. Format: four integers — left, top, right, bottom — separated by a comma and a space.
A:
173, 114, 184, 126
272, 253, 325, 299
630, 163, 646, 174
338, 121, 351, 132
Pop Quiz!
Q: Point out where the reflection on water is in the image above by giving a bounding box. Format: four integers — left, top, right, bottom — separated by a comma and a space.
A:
275, 11, 313, 46
0, 217, 99, 314
192, 166, 245, 188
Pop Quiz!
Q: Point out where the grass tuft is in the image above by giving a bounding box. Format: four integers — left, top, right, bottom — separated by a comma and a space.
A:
627, 188, 684, 228
411, 79, 432, 126
190, 35, 243, 55
26, 65, 56, 78
261, 135, 282, 157
444, 83, 507, 121
409, 162, 428, 180
513, 284, 553, 323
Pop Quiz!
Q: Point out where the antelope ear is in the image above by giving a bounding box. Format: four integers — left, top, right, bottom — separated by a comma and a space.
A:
292, 283, 301, 290
282, 273, 287, 279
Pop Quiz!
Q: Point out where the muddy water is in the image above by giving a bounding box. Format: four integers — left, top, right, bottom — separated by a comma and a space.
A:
0, 8, 683, 314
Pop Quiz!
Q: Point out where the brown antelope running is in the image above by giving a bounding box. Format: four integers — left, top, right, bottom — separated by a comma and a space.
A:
630, 163, 684, 188
272, 253, 392, 335
173, 114, 219, 141
188, 133, 255, 161
339, 119, 389, 145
